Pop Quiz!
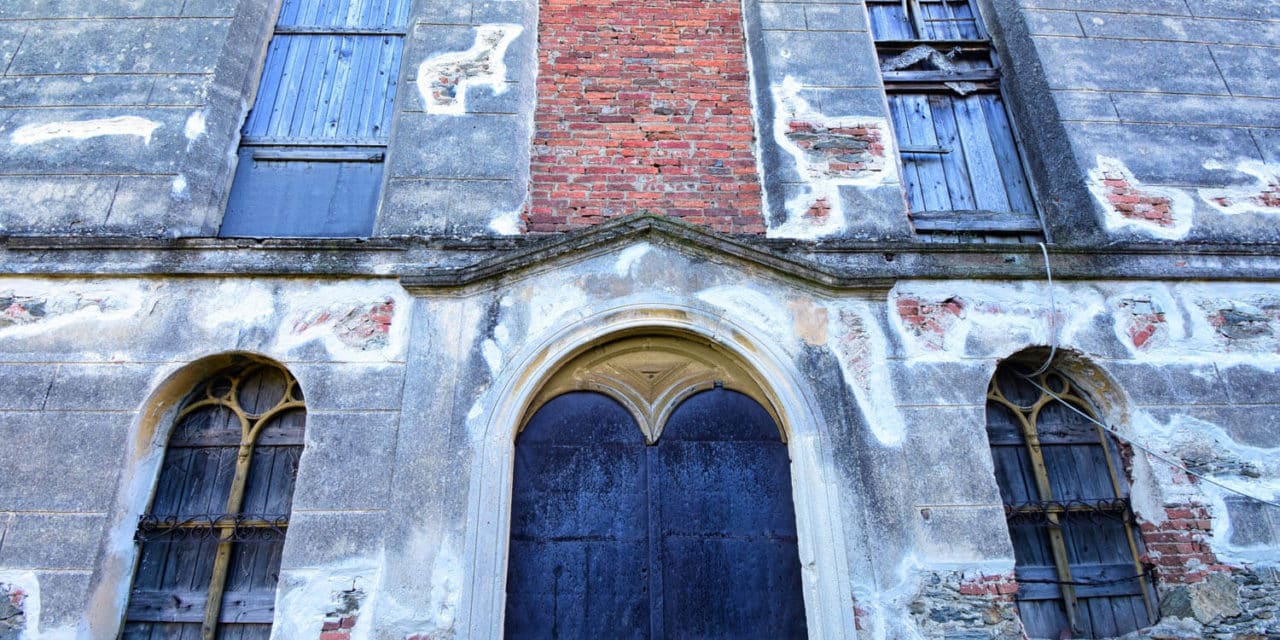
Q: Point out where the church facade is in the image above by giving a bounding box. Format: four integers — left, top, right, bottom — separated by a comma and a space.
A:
0, 0, 1278, 638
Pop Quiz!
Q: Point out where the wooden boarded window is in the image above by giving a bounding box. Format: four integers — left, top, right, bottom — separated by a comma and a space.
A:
986, 365, 1157, 638
122, 362, 306, 640
221, 0, 411, 238
868, 0, 1042, 241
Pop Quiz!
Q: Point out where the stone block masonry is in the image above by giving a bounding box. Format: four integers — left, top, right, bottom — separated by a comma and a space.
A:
526, 0, 764, 233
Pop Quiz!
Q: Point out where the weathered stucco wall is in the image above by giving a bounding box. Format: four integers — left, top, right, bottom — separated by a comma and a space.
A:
1, 243, 1277, 637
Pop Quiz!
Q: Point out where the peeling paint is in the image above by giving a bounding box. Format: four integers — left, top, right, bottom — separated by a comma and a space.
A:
170, 174, 188, 200
276, 559, 381, 640
0, 572, 72, 640
829, 302, 906, 446
417, 25, 522, 116
696, 285, 792, 342
0, 281, 144, 340
1200, 160, 1280, 216
614, 244, 652, 278
183, 110, 206, 143
487, 208, 522, 235
769, 76, 898, 239
1088, 155, 1193, 240
10, 116, 161, 146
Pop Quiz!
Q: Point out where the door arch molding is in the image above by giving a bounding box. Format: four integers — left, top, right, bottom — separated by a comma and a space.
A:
460, 302, 858, 639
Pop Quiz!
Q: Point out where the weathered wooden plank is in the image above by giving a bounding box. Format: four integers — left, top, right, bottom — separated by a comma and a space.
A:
928, 94, 977, 210
903, 94, 950, 211
125, 591, 275, 624
980, 93, 1035, 215
888, 97, 926, 213
1017, 563, 1147, 600
867, 1, 913, 40
953, 95, 1012, 212
911, 210, 1042, 232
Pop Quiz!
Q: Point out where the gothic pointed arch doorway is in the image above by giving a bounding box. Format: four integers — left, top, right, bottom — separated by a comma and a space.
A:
504, 335, 808, 638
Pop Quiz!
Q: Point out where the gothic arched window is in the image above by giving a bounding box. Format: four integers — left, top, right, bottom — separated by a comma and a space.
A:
122, 362, 306, 639
986, 364, 1156, 638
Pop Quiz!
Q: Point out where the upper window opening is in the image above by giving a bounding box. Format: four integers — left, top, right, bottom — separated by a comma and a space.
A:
868, 0, 1042, 242
122, 361, 306, 638
220, 0, 412, 238
986, 363, 1157, 638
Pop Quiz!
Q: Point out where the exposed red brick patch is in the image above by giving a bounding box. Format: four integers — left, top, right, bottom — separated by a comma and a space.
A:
958, 573, 1019, 597
1117, 297, 1167, 350
1210, 178, 1280, 210
785, 120, 887, 179
1138, 503, 1232, 586
525, 0, 763, 234
1099, 171, 1175, 227
292, 298, 396, 351
896, 295, 965, 351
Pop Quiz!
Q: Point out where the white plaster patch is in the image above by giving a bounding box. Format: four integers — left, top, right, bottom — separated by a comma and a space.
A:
0, 571, 74, 640
614, 243, 652, 278
1124, 411, 1280, 564
1088, 155, 1193, 240
275, 558, 381, 640
0, 279, 147, 341
696, 285, 792, 343
427, 536, 463, 633
525, 283, 588, 339
170, 174, 189, 200
828, 301, 906, 446
195, 280, 276, 333
183, 110, 207, 144
768, 76, 899, 239
890, 281, 1105, 360
488, 208, 523, 235
417, 24, 523, 116
10, 116, 161, 146
481, 338, 504, 376
1199, 160, 1280, 216
274, 282, 410, 362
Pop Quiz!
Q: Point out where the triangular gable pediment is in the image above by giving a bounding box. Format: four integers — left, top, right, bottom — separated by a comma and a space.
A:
399, 214, 895, 294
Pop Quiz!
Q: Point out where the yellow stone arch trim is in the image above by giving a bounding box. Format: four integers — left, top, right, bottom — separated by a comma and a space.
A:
523, 333, 785, 443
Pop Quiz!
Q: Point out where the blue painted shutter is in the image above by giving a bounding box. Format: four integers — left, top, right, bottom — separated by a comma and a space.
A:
869, 0, 1040, 238
221, 0, 410, 237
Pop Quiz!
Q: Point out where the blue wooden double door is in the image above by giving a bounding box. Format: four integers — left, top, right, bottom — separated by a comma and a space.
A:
506, 390, 808, 639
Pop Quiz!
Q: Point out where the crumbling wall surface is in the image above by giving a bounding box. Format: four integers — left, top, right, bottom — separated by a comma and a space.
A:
0, 0, 274, 237
745, 1, 913, 240
0, 276, 409, 637
1015, 0, 1280, 242
887, 278, 1280, 637
377, 0, 538, 236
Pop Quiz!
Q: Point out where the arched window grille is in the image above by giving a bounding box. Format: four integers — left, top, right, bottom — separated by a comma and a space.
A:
122, 362, 306, 640
986, 364, 1156, 638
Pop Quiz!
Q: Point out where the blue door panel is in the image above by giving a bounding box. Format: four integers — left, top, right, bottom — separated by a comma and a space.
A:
507, 389, 808, 639
658, 389, 807, 639
506, 393, 649, 639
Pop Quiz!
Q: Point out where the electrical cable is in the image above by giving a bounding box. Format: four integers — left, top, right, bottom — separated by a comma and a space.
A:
1020, 242, 1058, 379
1024, 377, 1280, 509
